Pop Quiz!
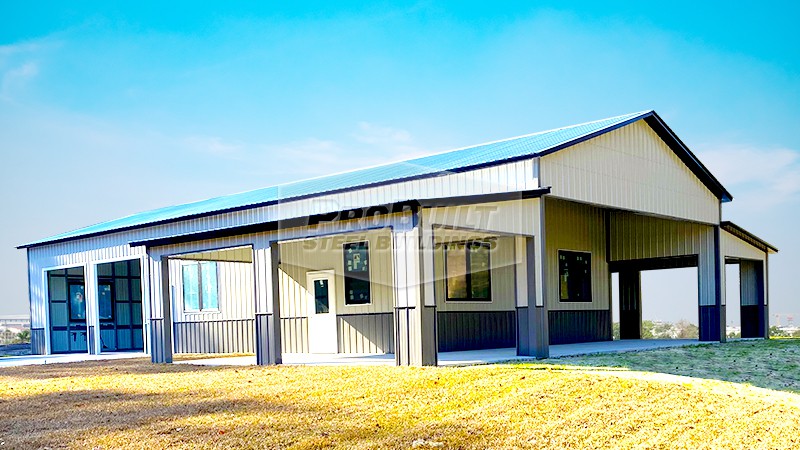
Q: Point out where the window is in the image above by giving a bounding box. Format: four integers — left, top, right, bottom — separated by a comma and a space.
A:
313, 279, 330, 314
98, 283, 113, 320
69, 284, 86, 321
182, 261, 219, 311
559, 250, 592, 302
343, 242, 370, 305
445, 241, 491, 301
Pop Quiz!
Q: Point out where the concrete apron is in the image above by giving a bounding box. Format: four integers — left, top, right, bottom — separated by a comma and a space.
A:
0, 351, 145, 368
176, 339, 702, 367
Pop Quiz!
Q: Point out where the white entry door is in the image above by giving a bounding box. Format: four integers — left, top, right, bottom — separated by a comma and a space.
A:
307, 270, 338, 353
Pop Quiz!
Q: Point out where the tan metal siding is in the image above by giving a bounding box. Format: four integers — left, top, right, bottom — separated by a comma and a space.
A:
423, 198, 539, 236
541, 120, 720, 224
609, 211, 717, 306
280, 317, 308, 353
721, 230, 767, 261
337, 314, 394, 353
277, 229, 395, 318
543, 198, 609, 311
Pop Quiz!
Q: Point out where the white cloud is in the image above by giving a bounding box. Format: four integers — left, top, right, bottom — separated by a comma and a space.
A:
698, 145, 800, 211
183, 135, 244, 158
0, 42, 45, 59
0, 38, 60, 101
354, 121, 412, 145
352, 121, 429, 160
1, 62, 39, 100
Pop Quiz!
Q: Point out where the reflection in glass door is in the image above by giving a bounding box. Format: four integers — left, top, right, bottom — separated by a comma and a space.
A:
47, 267, 87, 353
96, 259, 144, 352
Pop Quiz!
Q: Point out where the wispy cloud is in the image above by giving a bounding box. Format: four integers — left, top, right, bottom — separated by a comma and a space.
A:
1, 62, 39, 100
698, 145, 800, 211
183, 135, 244, 158
0, 38, 58, 102
0, 42, 46, 59
352, 122, 428, 160
260, 138, 354, 177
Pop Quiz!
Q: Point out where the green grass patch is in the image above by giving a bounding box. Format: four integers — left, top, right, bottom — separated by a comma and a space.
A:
527, 338, 800, 393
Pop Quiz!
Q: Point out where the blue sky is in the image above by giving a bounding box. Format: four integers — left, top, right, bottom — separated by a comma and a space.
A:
1, 2, 798, 324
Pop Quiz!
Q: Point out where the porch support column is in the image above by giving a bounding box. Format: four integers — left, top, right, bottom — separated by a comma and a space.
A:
393, 217, 437, 366
700, 225, 725, 342
417, 220, 438, 366
740, 260, 766, 338
150, 255, 173, 363
85, 262, 100, 355
619, 269, 642, 340
516, 235, 549, 358
255, 241, 282, 365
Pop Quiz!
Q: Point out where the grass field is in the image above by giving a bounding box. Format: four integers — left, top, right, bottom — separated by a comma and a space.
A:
534, 338, 800, 393
1, 340, 799, 449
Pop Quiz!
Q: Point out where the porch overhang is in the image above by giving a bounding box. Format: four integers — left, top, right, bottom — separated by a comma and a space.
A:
128, 188, 551, 248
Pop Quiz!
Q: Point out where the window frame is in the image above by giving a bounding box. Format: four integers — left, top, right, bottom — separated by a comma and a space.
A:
181, 261, 220, 313
343, 241, 372, 306
557, 249, 593, 303
444, 240, 493, 302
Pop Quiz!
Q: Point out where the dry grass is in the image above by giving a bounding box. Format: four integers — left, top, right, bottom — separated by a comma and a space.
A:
2, 353, 800, 449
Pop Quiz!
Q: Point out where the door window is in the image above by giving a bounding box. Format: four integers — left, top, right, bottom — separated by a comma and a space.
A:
314, 279, 330, 314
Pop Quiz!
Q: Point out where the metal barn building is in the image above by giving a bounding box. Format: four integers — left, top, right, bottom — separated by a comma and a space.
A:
17, 110, 777, 365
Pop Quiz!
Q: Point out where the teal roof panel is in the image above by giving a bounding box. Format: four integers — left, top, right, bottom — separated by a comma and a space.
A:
22, 110, 697, 247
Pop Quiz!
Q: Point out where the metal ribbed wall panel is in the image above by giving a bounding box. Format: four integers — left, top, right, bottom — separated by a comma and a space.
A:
280, 317, 309, 353
437, 311, 515, 351
423, 198, 538, 237
739, 261, 762, 307
173, 319, 255, 353
30, 328, 45, 355
548, 310, 612, 344
721, 230, 767, 261
542, 120, 720, 225
544, 198, 609, 311
337, 313, 394, 353
149, 318, 166, 363
609, 211, 717, 306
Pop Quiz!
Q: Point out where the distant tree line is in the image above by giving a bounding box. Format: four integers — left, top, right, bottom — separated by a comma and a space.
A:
768, 326, 800, 338
0, 329, 30, 345
612, 320, 699, 340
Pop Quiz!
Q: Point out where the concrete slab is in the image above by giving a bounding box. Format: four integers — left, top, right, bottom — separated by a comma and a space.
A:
0, 351, 145, 368
550, 339, 701, 358
437, 339, 701, 366
175, 353, 395, 367
176, 340, 702, 367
